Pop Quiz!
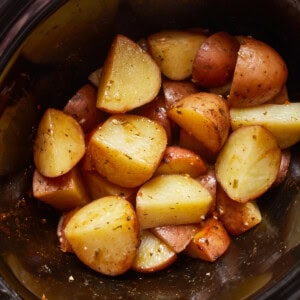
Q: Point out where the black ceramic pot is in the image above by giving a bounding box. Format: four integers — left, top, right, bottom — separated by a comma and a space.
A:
0, 0, 300, 299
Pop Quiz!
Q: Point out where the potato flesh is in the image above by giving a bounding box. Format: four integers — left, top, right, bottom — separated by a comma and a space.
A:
168, 92, 230, 154
215, 125, 281, 202
230, 103, 300, 149
147, 30, 207, 80
64, 196, 139, 276
97, 34, 161, 113
132, 230, 177, 273
34, 108, 85, 177
136, 174, 213, 229
89, 114, 167, 188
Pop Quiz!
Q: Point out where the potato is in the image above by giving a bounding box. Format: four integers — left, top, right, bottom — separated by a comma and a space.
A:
208, 82, 232, 98
168, 92, 230, 154
179, 129, 217, 162
150, 224, 201, 253
192, 32, 240, 88
82, 170, 137, 203
132, 230, 177, 273
96, 34, 161, 113
216, 186, 262, 235
33, 108, 85, 177
136, 174, 213, 229
162, 80, 199, 110
138, 95, 173, 144
32, 167, 90, 211
155, 146, 207, 178
228, 36, 288, 107
266, 85, 289, 104
185, 218, 231, 262
64, 84, 106, 132
64, 196, 139, 276
147, 30, 207, 80
88, 67, 102, 87
215, 125, 281, 203
89, 114, 167, 188
230, 103, 300, 149
273, 149, 291, 187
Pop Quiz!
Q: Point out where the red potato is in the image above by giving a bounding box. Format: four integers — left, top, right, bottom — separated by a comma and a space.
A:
168, 92, 230, 154
89, 114, 167, 188
216, 125, 281, 203
155, 146, 208, 178
97, 34, 161, 113
185, 218, 231, 262
162, 80, 199, 110
82, 170, 137, 203
138, 95, 173, 144
228, 36, 288, 107
132, 230, 177, 273
147, 30, 207, 80
179, 129, 217, 162
32, 167, 90, 211
65, 196, 139, 276
273, 149, 291, 187
150, 224, 201, 253
33, 108, 86, 177
266, 85, 289, 104
216, 186, 262, 235
192, 32, 240, 88
64, 84, 106, 132
88, 68, 102, 87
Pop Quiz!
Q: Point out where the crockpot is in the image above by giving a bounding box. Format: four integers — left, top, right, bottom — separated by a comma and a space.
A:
0, 0, 300, 299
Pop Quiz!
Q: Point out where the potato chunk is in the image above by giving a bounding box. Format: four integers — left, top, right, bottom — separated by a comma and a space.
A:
147, 30, 206, 80
215, 125, 281, 202
33, 108, 85, 177
65, 196, 139, 276
136, 174, 213, 229
168, 92, 230, 154
32, 167, 90, 211
185, 218, 230, 262
97, 34, 161, 113
230, 103, 300, 149
89, 114, 167, 188
228, 36, 288, 107
132, 230, 177, 273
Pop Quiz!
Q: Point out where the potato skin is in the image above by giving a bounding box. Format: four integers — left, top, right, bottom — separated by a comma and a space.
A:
229, 36, 288, 107
192, 32, 240, 88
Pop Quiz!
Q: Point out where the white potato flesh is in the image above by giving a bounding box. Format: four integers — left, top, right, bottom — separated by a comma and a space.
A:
33, 108, 85, 177
136, 174, 213, 229
89, 114, 167, 188
230, 103, 300, 149
215, 125, 281, 202
64, 196, 139, 276
132, 230, 177, 273
147, 30, 207, 80
97, 34, 161, 113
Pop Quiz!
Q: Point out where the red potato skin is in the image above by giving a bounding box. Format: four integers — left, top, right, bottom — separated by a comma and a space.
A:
228, 36, 288, 107
63, 84, 107, 132
162, 80, 199, 110
192, 32, 240, 88
150, 224, 201, 253
273, 148, 291, 187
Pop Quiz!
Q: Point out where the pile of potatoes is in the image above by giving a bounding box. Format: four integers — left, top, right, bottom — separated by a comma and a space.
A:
32, 29, 299, 276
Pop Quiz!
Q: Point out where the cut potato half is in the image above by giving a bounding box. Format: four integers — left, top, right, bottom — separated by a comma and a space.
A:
97, 34, 161, 113
147, 30, 206, 80
132, 230, 177, 273
65, 196, 139, 276
89, 114, 167, 188
136, 174, 213, 229
215, 125, 281, 202
230, 103, 300, 149
33, 108, 85, 177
